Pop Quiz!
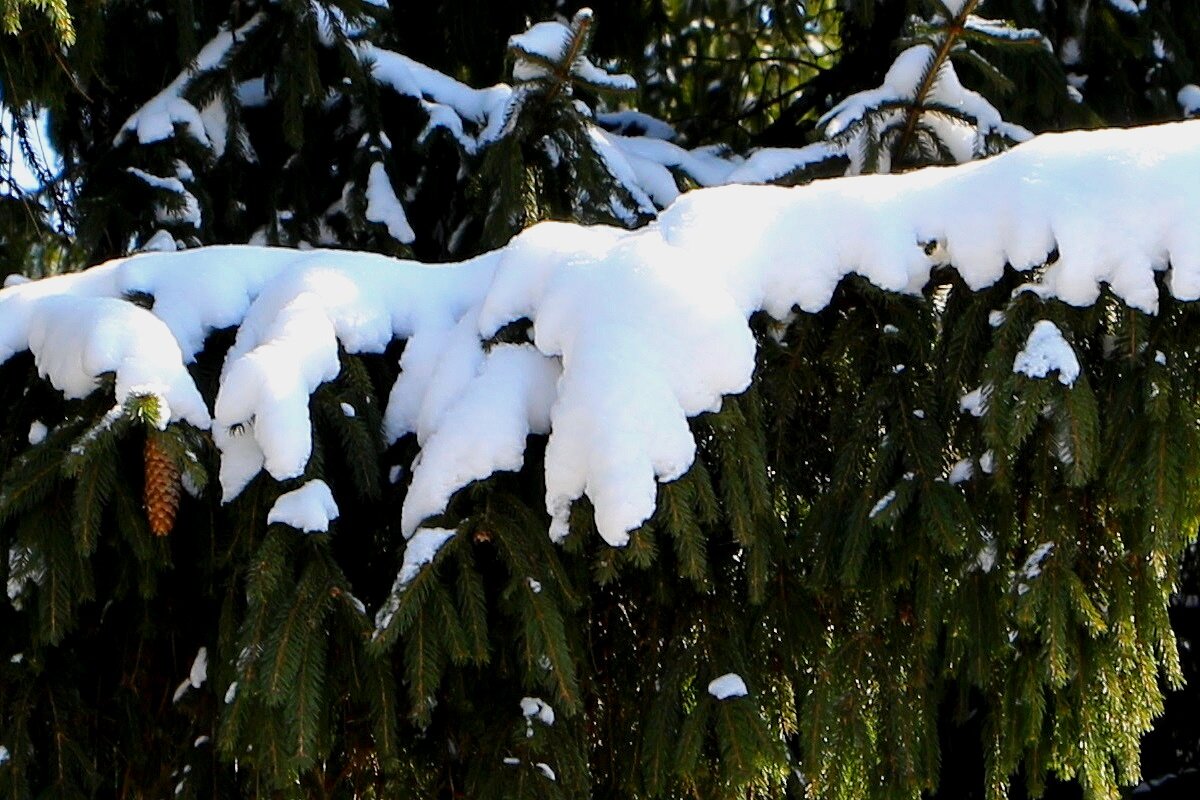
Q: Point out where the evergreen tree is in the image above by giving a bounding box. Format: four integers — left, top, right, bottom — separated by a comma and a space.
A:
2, 2, 1200, 799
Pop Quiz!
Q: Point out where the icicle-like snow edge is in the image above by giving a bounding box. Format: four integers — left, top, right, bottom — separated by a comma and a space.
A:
3, 121, 1199, 548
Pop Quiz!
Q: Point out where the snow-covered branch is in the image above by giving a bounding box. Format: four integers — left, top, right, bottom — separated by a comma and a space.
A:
4, 121, 1199, 547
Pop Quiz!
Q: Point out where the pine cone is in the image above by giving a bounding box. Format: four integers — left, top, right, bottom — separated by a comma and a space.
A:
144, 433, 181, 537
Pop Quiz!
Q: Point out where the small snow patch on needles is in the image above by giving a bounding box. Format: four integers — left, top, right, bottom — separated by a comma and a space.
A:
869, 490, 897, 519
365, 163, 415, 244
1180, 85, 1200, 118
26, 421, 47, 445
1106, 0, 1144, 15
960, 385, 989, 417
1013, 321, 1080, 385
189, 647, 208, 689
373, 528, 457, 635
948, 458, 974, 485
1023, 542, 1055, 580
520, 697, 556, 726
396, 527, 456, 587
708, 673, 748, 700
267, 480, 340, 533
115, 15, 264, 152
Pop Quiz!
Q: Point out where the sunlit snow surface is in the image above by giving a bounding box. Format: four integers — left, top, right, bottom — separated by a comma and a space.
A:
3, 123, 1200, 551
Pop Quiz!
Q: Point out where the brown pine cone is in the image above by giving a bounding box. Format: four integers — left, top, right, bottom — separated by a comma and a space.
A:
144, 433, 181, 537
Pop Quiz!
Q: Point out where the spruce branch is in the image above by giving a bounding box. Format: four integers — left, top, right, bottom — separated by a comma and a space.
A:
894, 0, 980, 166
543, 10, 594, 106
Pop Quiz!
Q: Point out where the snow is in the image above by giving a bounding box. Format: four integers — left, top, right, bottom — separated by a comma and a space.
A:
597, 110, 677, 140
109, 6, 937, 217
1013, 321, 1080, 386
170, 647, 207, 700
707, 673, 748, 700
362, 44, 515, 153
27, 421, 47, 445
224, 682, 238, 704
976, 538, 997, 573
869, 490, 897, 519
960, 386, 988, 417
507, 11, 636, 93
1180, 85, 1200, 117
374, 528, 457, 633
1061, 38, 1082, 67
2, 122, 1200, 553
6, 546, 40, 607
365, 162, 415, 244
189, 647, 208, 688
1022, 542, 1055, 580
396, 527, 456, 586
503, 757, 520, 766
571, 58, 637, 92
820, 44, 1030, 173
115, 14, 265, 150
372, 527, 456, 633
964, 16, 1048, 48
520, 696, 556, 726
3, 293, 210, 430
535, 763, 557, 781
0, 745, 8, 765
398, 340, 559, 537
267, 480, 339, 533
127, 167, 202, 229
509, 20, 573, 78
723, 142, 839, 184
141, 229, 180, 253
948, 458, 973, 485
1105, 0, 1144, 15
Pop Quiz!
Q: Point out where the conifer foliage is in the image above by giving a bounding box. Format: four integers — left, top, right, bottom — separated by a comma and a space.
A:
2, 2, 1200, 800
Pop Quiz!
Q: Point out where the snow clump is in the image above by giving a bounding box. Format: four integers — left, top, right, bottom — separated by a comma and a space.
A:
708, 673, 749, 700
1013, 321, 1080, 386
267, 480, 340, 533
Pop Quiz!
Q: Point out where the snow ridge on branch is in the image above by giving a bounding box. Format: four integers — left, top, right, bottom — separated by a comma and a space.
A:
3, 121, 1199, 550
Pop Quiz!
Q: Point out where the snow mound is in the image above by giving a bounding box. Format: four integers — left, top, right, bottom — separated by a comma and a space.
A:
2, 122, 1199, 550
1, 291, 209, 430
